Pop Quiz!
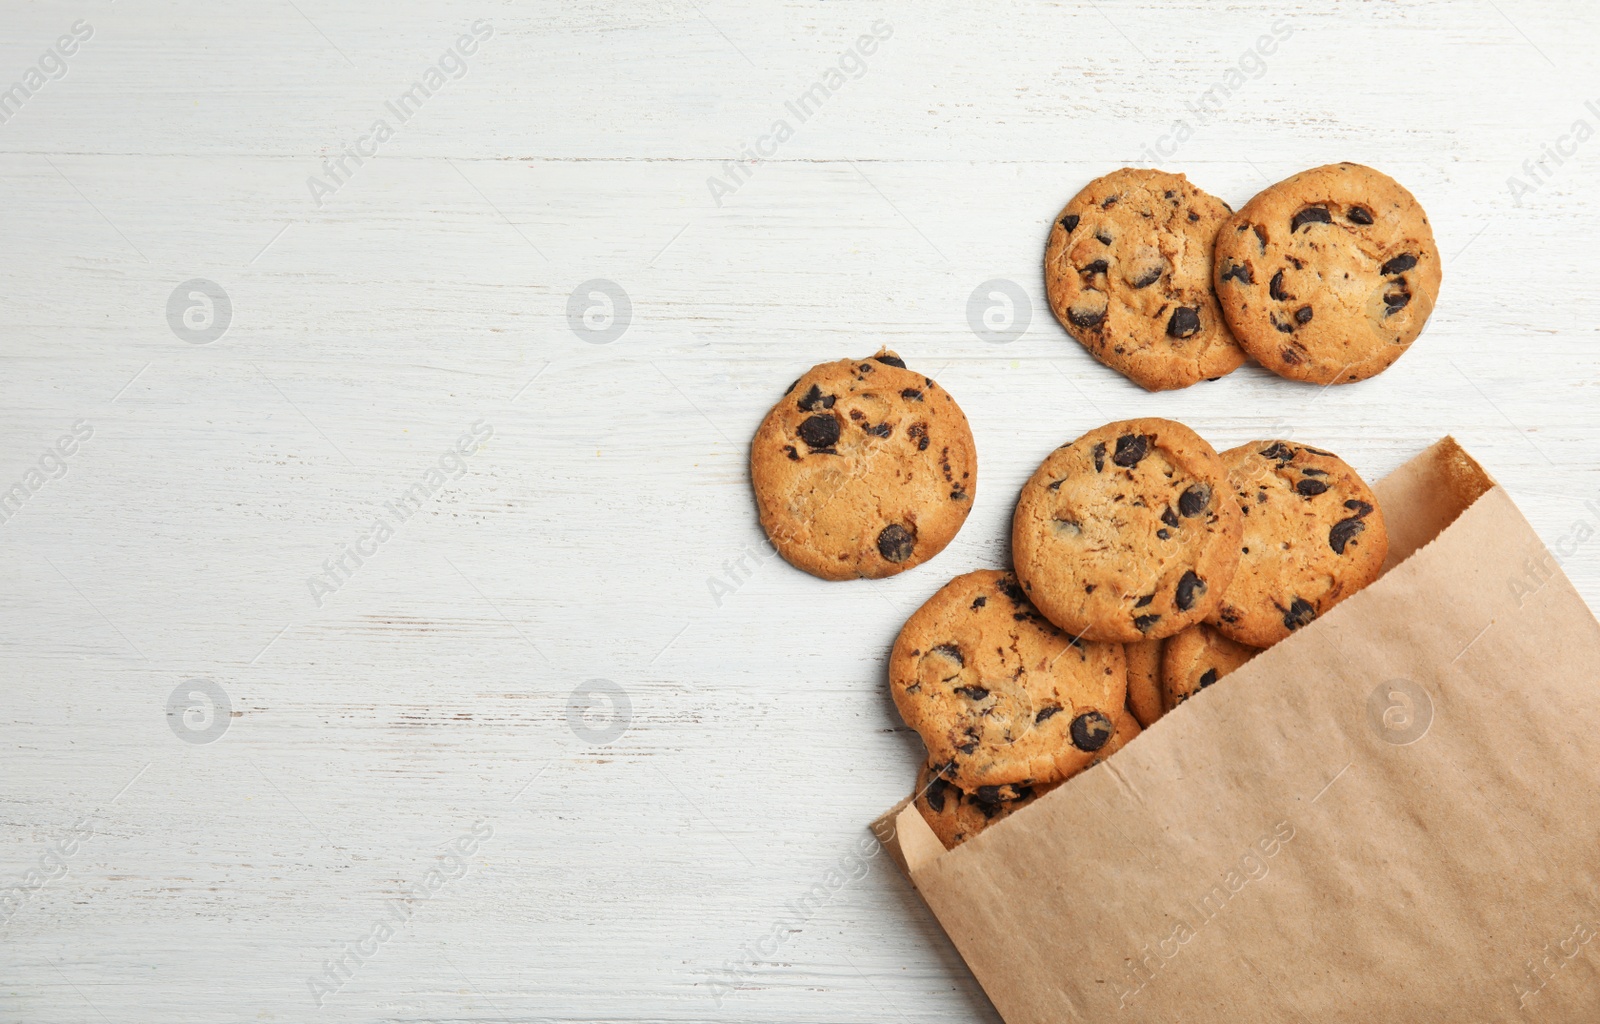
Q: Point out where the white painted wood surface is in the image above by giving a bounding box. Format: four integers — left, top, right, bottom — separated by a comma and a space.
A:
2, 1, 1598, 1020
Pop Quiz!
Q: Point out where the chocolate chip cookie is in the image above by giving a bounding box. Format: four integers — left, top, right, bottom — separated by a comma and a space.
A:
914, 711, 1139, 850
1012, 418, 1243, 643
751, 351, 976, 580
1213, 163, 1441, 384
1045, 168, 1247, 391
1161, 623, 1259, 711
1124, 639, 1166, 728
1209, 441, 1388, 647
891, 569, 1127, 790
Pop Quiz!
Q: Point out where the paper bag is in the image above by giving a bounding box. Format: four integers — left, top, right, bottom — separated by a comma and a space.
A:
873, 437, 1600, 1022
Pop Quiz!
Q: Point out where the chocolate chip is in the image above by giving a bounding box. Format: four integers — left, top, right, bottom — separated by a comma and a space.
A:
1220, 262, 1253, 285
785, 378, 799, 395
1167, 306, 1201, 339
1344, 499, 1374, 516
1135, 594, 1154, 608
1283, 598, 1316, 631
1384, 288, 1411, 314
971, 596, 986, 610
998, 576, 1027, 603
1082, 259, 1108, 275
1296, 478, 1329, 496
1175, 570, 1204, 611
1348, 206, 1374, 225
1269, 270, 1291, 302
974, 785, 1003, 804
797, 384, 835, 412
798, 414, 840, 449
1253, 224, 1268, 251
1096, 230, 1113, 245
1161, 506, 1179, 528
1178, 483, 1211, 517
863, 422, 892, 438
1198, 668, 1218, 689
954, 685, 990, 701
874, 354, 907, 369
1295, 305, 1313, 325
1112, 434, 1150, 468
1301, 467, 1327, 476
1272, 314, 1294, 334
926, 777, 954, 812
1093, 442, 1107, 472
782, 444, 800, 462
1070, 710, 1113, 751
966, 795, 1000, 819
1068, 306, 1105, 328
877, 524, 915, 563
900, 388, 923, 402
1131, 265, 1162, 288
957, 730, 981, 755
1258, 442, 1295, 464
1188, 210, 1200, 222
1060, 214, 1079, 233
1291, 206, 1332, 232
1134, 614, 1161, 633
1381, 253, 1418, 275
1102, 195, 1118, 208
1329, 517, 1367, 554
907, 423, 930, 451
1157, 529, 1171, 540
929, 643, 963, 665
1036, 705, 1062, 724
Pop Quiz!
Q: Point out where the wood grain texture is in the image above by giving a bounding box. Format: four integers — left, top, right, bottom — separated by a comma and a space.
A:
2, 1, 1598, 1020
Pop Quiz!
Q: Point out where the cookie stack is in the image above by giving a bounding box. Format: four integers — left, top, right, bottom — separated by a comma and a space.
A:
1046, 163, 1441, 389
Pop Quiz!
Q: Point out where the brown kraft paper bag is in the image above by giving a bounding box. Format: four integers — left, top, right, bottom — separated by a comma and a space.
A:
872, 437, 1600, 1022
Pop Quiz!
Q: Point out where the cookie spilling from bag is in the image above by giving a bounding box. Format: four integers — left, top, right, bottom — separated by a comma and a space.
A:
891, 570, 1134, 849
885, 421, 1388, 848
890, 570, 1127, 792
1210, 440, 1388, 647
749, 350, 976, 580
1012, 418, 1243, 643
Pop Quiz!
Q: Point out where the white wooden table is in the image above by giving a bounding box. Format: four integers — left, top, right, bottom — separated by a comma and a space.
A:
3, 2, 1598, 1020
